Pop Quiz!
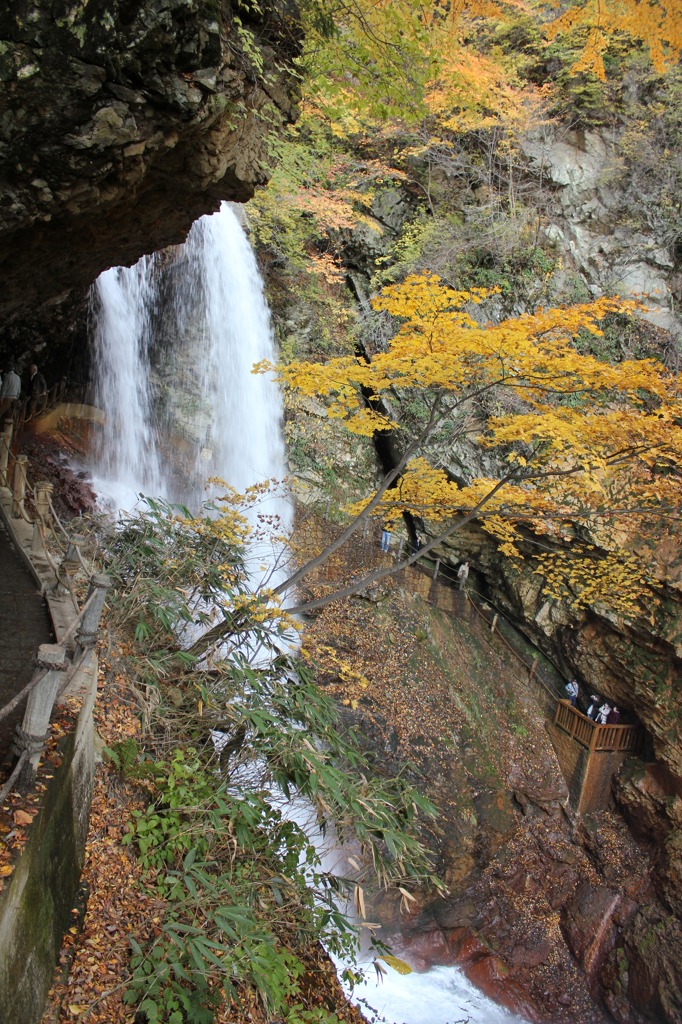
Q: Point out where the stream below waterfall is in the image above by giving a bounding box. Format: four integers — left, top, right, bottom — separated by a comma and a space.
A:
90, 203, 528, 1024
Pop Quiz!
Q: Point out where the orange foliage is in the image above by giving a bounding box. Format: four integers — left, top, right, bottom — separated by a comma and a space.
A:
275, 273, 682, 614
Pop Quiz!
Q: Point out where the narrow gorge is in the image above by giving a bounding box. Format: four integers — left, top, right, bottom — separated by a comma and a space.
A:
0, 4, 680, 1024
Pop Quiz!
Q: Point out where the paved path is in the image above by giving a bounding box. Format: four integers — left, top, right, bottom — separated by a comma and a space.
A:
0, 519, 53, 766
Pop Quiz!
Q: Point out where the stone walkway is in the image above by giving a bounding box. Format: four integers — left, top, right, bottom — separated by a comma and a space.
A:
0, 519, 53, 766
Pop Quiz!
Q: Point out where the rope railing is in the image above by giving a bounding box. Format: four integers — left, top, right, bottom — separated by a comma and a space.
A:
0, 584, 105, 731
385, 542, 565, 699
0, 750, 29, 804
0, 668, 48, 725
377, 536, 642, 738
0, 414, 90, 601
0, 406, 110, 793
0, 576, 110, 791
8, 377, 72, 452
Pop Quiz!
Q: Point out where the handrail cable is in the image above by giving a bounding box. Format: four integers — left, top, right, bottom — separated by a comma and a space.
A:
0, 750, 29, 803
0, 669, 48, 724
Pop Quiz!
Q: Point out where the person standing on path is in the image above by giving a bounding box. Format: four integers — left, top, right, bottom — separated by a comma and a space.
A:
457, 561, 470, 590
27, 363, 46, 418
0, 365, 21, 423
380, 525, 391, 553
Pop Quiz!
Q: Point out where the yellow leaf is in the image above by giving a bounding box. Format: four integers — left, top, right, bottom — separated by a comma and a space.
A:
378, 954, 413, 976
354, 884, 366, 919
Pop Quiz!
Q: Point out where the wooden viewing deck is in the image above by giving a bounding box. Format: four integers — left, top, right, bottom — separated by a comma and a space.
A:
554, 699, 642, 754
550, 701, 643, 812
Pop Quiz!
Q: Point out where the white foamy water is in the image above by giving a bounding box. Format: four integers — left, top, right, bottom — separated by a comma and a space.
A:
347, 962, 527, 1024
286, 798, 529, 1024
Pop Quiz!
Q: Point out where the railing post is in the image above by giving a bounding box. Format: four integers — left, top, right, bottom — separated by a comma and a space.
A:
0, 422, 12, 486
529, 657, 538, 681
31, 480, 54, 557
56, 536, 83, 596
432, 558, 440, 582
75, 573, 112, 656
13, 644, 68, 787
12, 453, 29, 519
490, 613, 498, 633
589, 722, 600, 752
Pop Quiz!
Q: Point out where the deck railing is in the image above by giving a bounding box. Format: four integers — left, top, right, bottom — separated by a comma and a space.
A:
554, 699, 641, 754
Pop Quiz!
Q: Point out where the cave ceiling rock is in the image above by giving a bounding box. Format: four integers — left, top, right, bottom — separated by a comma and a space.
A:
0, 0, 302, 321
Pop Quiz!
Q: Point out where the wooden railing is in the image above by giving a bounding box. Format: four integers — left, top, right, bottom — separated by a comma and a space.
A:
0, 410, 109, 796
554, 700, 641, 754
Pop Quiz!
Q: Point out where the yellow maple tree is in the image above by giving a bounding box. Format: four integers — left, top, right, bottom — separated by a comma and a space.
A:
266, 273, 681, 618
300, 0, 680, 126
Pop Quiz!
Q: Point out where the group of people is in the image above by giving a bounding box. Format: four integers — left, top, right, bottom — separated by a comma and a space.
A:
0, 363, 47, 423
565, 679, 621, 724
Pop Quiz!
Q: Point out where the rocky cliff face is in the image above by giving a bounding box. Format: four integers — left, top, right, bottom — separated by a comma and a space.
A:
522, 126, 682, 345
0, 0, 300, 326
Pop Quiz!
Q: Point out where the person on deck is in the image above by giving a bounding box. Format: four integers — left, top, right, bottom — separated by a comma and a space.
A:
565, 679, 579, 706
586, 695, 600, 720
608, 706, 621, 724
597, 702, 612, 724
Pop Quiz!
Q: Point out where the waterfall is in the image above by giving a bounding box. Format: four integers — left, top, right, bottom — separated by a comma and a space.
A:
91, 203, 291, 554
179, 205, 289, 505
91, 256, 164, 510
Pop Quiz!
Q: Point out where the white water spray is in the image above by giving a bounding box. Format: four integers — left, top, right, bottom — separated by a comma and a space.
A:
181, 205, 289, 504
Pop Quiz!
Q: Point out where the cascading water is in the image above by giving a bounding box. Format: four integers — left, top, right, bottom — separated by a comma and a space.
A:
179, 204, 289, 506
91, 256, 164, 510
288, 800, 529, 1024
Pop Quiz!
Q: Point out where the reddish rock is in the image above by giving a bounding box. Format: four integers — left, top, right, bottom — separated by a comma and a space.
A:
465, 957, 543, 1023
398, 926, 453, 970
445, 927, 491, 965
561, 881, 622, 976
